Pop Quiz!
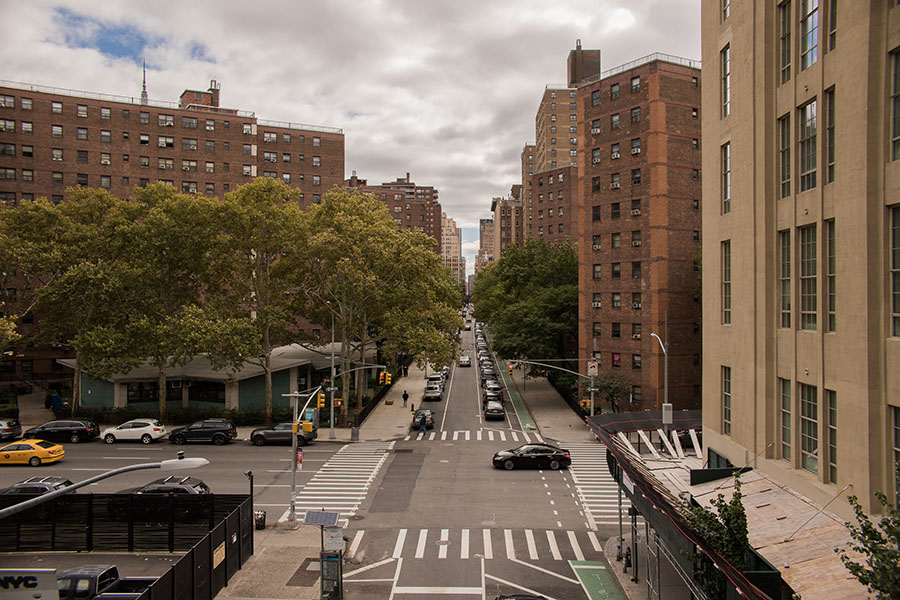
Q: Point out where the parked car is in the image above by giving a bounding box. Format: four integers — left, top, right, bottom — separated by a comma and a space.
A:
168, 418, 236, 445
23, 419, 99, 444
411, 409, 434, 430
118, 475, 210, 495
0, 418, 21, 441
58, 565, 155, 600
482, 390, 503, 405
109, 476, 210, 521
426, 373, 445, 389
0, 475, 73, 495
0, 439, 65, 466
458, 355, 471, 367
483, 401, 505, 420
250, 422, 316, 446
484, 380, 503, 393
492, 444, 571, 471
422, 384, 443, 402
102, 419, 167, 444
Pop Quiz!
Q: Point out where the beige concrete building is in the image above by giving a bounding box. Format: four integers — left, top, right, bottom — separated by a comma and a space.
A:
476, 218, 494, 274
490, 195, 522, 256
440, 212, 464, 285
701, 0, 900, 521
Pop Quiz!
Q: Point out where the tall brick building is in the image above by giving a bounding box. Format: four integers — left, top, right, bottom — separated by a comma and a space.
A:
475, 218, 494, 274
529, 165, 574, 243
0, 79, 344, 209
440, 212, 464, 285
490, 196, 522, 256
576, 55, 703, 411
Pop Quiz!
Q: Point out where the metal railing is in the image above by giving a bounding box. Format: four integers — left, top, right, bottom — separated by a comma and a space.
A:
257, 118, 343, 135
578, 53, 702, 87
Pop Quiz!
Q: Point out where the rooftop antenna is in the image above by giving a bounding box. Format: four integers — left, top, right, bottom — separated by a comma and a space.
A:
140, 61, 148, 105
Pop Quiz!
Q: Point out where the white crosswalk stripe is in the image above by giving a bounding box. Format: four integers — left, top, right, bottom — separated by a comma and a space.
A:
279, 441, 394, 523
402, 429, 544, 443
566, 441, 631, 528
352, 527, 600, 562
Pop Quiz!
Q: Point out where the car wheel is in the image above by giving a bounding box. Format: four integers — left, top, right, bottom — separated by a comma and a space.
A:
140, 434, 152, 444
29, 457, 41, 467
69, 433, 81, 444
212, 434, 226, 446
296, 435, 307, 447
104, 434, 116, 444
252, 435, 266, 447
549, 459, 561, 470
172, 434, 186, 445
504, 459, 515, 471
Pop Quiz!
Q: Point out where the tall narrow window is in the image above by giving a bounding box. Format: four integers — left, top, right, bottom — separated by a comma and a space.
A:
826, 389, 837, 483
799, 100, 817, 191
722, 240, 732, 324
721, 45, 731, 117
800, 225, 817, 330
721, 143, 731, 213
800, 383, 818, 474
779, 114, 791, 197
891, 206, 900, 336
892, 53, 900, 161
780, 379, 792, 460
780, 231, 792, 328
825, 89, 835, 183
800, 0, 819, 70
779, 1, 792, 83
722, 366, 732, 436
722, 0, 730, 20
827, 0, 836, 50
826, 220, 835, 332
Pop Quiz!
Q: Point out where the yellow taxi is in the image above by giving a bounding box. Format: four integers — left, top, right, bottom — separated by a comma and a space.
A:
0, 438, 65, 467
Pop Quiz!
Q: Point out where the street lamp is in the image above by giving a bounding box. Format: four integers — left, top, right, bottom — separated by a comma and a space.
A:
649, 331, 672, 436
0, 452, 208, 521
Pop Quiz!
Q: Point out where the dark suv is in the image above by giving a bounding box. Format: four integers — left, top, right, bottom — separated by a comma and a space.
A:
118, 476, 210, 495
109, 476, 210, 521
23, 419, 100, 444
0, 475, 74, 496
168, 419, 236, 445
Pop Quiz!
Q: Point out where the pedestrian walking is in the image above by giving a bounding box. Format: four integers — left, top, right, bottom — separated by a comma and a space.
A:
402, 390, 409, 408
418, 419, 427, 439
403, 365, 409, 377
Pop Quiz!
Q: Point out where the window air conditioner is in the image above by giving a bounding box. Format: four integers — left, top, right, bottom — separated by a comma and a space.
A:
592, 157, 602, 164
633, 334, 641, 340
632, 240, 642, 247
591, 302, 602, 308
206, 125, 214, 131
611, 152, 620, 159
632, 302, 642, 309
631, 148, 641, 154
100, 159, 110, 165
590, 127, 601, 135
189, 144, 197, 150
631, 208, 641, 216
163, 122, 173, 127
592, 244, 602, 250
610, 182, 620, 189
158, 142, 167, 147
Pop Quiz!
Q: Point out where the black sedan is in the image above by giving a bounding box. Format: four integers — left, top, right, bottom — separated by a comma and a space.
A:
23, 419, 100, 444
492, 444, 571, 471
483, 401, 505, 420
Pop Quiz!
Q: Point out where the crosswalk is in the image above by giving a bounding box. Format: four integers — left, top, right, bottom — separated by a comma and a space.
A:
566, 441, 631, 529
344, 526, 603, 563
402, 428, 544, 443
278, 441, 394, 523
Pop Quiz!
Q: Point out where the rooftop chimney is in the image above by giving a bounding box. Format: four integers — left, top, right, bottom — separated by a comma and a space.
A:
208, 79, 220, 107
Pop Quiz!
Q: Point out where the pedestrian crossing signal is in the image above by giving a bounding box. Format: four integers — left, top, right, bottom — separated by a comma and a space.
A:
379, 372, 386, 385
317, 392, 326, 408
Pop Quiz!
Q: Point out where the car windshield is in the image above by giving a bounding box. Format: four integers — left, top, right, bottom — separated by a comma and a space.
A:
36, 441, 56, 449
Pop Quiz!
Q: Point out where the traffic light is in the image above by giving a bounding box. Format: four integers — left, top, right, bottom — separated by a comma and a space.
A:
317, 392, 325, 408
508, 364, 514, 375
385, 372, 392, 385
378, 372, 386, 385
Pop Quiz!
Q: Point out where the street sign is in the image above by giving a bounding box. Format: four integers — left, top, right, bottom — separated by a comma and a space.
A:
324, 526, 344, 551
588, 360, 598, 377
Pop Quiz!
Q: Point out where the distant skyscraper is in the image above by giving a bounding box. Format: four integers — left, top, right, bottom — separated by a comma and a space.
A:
440, 212, 464, 284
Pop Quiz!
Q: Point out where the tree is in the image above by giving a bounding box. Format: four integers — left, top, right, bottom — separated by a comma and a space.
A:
594, 371, 630, 412
838, 463, 900, 599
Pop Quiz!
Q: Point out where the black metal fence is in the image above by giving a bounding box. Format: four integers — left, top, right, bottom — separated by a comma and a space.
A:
0, 493, 253, 600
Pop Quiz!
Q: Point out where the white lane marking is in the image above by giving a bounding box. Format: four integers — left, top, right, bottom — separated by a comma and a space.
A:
488, 430, 494, 441
587, 531, 602, 552
465, 430, 470, 441
504, 529, 515, 560
428, 432, 436, 440
347, 531, 365, 560
547, 530, 562, 560
499, 431, 506, 442
522, 432, 532, 442
441, 431, 448, 441
392, 529, 407, 559
415, 529, 428, 558
476, 430, 482, 441
392, 586, 483, 595
439, 362, 456, 433
342, 557, 395, 579
460, 528, 469, 560
508, 557, 579, 584
438, 529, 449, 559
482, 529, 493, 559
567, 530, 585, 561
453, 431, 460, 441
511, 431, 519, 442
484, 574, 562, 600
524, 529, 538, 560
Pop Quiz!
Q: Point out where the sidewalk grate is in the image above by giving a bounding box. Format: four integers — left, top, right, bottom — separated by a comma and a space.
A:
392, 448, 413, 453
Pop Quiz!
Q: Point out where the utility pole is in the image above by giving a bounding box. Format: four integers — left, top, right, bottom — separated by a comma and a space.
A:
329, 309, 336, 439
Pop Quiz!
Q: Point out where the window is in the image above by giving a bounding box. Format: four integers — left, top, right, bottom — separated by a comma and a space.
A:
0, 119, 13, 132
611, 114, 619, 129
0, 168, 15, 181
139, 134, 150, 146
282, 153, 291, 163
182, 159, 197, 172
205, 140, 215, 152
140, 111, 149, 124
158, 157, 174, 170
0, 94, 13, 108
631, 169, 642, 186
631, 107, 640, 123
631, 262, 641, 279
779, 114, 791, 197
631, 386, 642, 403
800, 0, 819, 70
52, 171, 63, 184
825, 89, 835, 183
593, 322, 602, 337
313, 156, 321, 167
692, 138, 699, 150
692, 107, 699, 118
263, 132, 277, 143
122, 109, 129, 119
182, 117, 198, 129
139, 156, 149, 168
100, 152, 110, 165
799, 100, 817, 191
722, 0, 730, 19
631, 76, 640, 93
722, 366, 732, 435
611, 203, 620, 219
721, 45, 731, 117
592, 206, 603, 221
182, 138, 198, 150
611, 263, 621, 279
263, 171, 276, 178
800, 383, 818, 473
0, 143, 13, 156
591, 90, 601, 106
632, 354, 642, 370
77, 127, 88, 140
20, 97, 31, 110
780, 231, 792, 328
631, 138, 641, 154
21, 145, 32, 158
825, 220, 835, 331
263, 151, 277, 163
182, 181, 198, 194
778, 0, 791, 83
780, 379, 792, 460
100, 130, 110, 142
313, 137, 321, 147
158, 136, 174, 148
893, 53, 900, 160
892, 207, 900, 336
612, 293, 621, 308
592, 292, 602, 307
721, 143, 731, 213
610, 233, 621, 249
610, 83, 619, 99
827, 0, 836, 49
722, 240, 732, 324
612, 353, 621, 369
243, 165, 253, 176
21, 169, 33, 181
51, 124, 63, 137
826, 389, 836, 482
205, 183, 215, 195
800, 225, 817, 330
205, 162, 215, 174
51, 101, 62, 114
100, 175, 110, 189
51, 148, 63, 161
282, 173, 291, 184
312, 175, 321, 186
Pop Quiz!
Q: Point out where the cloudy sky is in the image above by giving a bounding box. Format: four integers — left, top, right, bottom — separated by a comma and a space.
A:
0, 0, 701, 274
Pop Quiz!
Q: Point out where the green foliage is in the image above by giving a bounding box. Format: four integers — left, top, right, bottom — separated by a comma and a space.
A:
838, 462, 900, 599
594, 371, 630, 412
680, 477, 749, 599
472, 239, 577, 365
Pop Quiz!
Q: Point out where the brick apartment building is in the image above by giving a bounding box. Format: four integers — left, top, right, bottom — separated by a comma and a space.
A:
475, 218, 494, 274
0, 78, 345, 380
440, 212, 464, 285
529, 165, 574, 243
344, 171, 442, 254
490, 195, 522, 256
576, 55, 703, 411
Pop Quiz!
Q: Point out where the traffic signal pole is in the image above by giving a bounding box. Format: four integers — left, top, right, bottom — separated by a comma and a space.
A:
283, 386, 320, 530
